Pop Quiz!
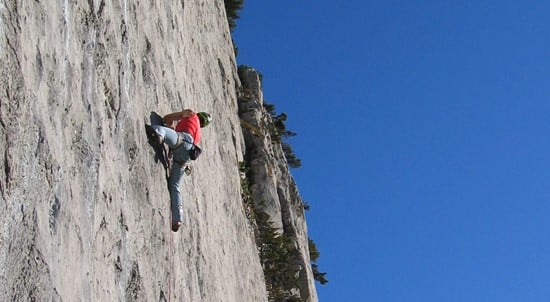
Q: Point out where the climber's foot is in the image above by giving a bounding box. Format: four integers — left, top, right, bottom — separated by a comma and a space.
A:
171, 221, 181, 232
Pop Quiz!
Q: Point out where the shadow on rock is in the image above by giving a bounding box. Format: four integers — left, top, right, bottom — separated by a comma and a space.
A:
145, 111, 171, 182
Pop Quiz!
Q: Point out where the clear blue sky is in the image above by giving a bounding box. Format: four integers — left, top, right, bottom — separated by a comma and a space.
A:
233, 1, 550, 301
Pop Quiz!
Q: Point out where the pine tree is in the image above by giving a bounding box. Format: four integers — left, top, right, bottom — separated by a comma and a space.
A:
224, 0, 244, 31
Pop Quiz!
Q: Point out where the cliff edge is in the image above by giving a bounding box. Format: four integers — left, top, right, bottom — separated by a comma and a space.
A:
0, 1, 317, 301
238, 67, 318, 301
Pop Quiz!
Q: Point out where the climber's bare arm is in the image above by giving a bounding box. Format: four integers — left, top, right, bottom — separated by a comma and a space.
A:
180, 109, 194, 118
163, 109, 195, 128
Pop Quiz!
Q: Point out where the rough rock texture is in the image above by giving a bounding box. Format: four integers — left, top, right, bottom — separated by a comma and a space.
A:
0, 1, 286, 301
238, 67, 318, 302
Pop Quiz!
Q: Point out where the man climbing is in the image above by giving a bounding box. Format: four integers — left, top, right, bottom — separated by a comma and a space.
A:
151, 109, 212, 232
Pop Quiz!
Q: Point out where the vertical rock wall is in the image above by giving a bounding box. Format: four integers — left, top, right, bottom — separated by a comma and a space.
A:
0, 1, 269, 301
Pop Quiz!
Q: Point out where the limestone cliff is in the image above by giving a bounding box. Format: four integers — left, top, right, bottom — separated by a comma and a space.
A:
0, 0, 258, 301
0, 1, 317, 301
238, 67, 318, 301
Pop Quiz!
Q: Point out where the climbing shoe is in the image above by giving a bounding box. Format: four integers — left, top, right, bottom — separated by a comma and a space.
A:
172, 221, 181, 232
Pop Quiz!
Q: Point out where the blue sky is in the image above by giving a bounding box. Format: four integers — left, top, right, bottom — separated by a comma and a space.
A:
233, 1, 550, 301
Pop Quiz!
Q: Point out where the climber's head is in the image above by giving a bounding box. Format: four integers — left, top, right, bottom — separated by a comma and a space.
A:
197, 112, 212, 128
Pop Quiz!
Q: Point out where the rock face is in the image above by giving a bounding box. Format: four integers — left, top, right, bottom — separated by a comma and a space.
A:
238, 67, 318, 301
0, 1, 298, 301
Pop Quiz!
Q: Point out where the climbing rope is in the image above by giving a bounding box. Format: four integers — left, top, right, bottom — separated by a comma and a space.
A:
146, 124, 176, 301
168, 226, 174, 302
163, 144, 174, 302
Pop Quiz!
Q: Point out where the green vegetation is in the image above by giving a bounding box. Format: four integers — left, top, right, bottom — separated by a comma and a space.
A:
239, 162, 255, 221
236, 34, 326, 296
224, 0, 244, 32
256, 210, 302, 301
264, 103, 302, 169
282, 142, 301, 169
239, 162, 302, 301
309, 239, 328, 285
236, 65, 302, 169
239, 160, 328, 301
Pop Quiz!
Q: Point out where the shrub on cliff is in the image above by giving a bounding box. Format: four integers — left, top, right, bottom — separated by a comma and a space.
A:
263, 102, 302, 169
255, 210, 302, 301
224, 0, 244, 32
282, 142, 302, 169
309, 239, 328, 285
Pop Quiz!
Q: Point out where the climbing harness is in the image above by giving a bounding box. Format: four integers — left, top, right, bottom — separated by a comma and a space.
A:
171, 132, 202, 161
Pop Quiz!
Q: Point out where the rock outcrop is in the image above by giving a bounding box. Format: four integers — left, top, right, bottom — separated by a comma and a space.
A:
238, 67, 318, 301
0, 1, 317, 301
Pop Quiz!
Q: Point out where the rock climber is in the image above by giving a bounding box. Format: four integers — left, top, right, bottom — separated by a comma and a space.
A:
151, 109, 212, 232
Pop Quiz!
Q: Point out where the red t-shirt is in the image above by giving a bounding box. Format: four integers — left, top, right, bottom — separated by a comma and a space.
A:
175, 113, 201, 144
